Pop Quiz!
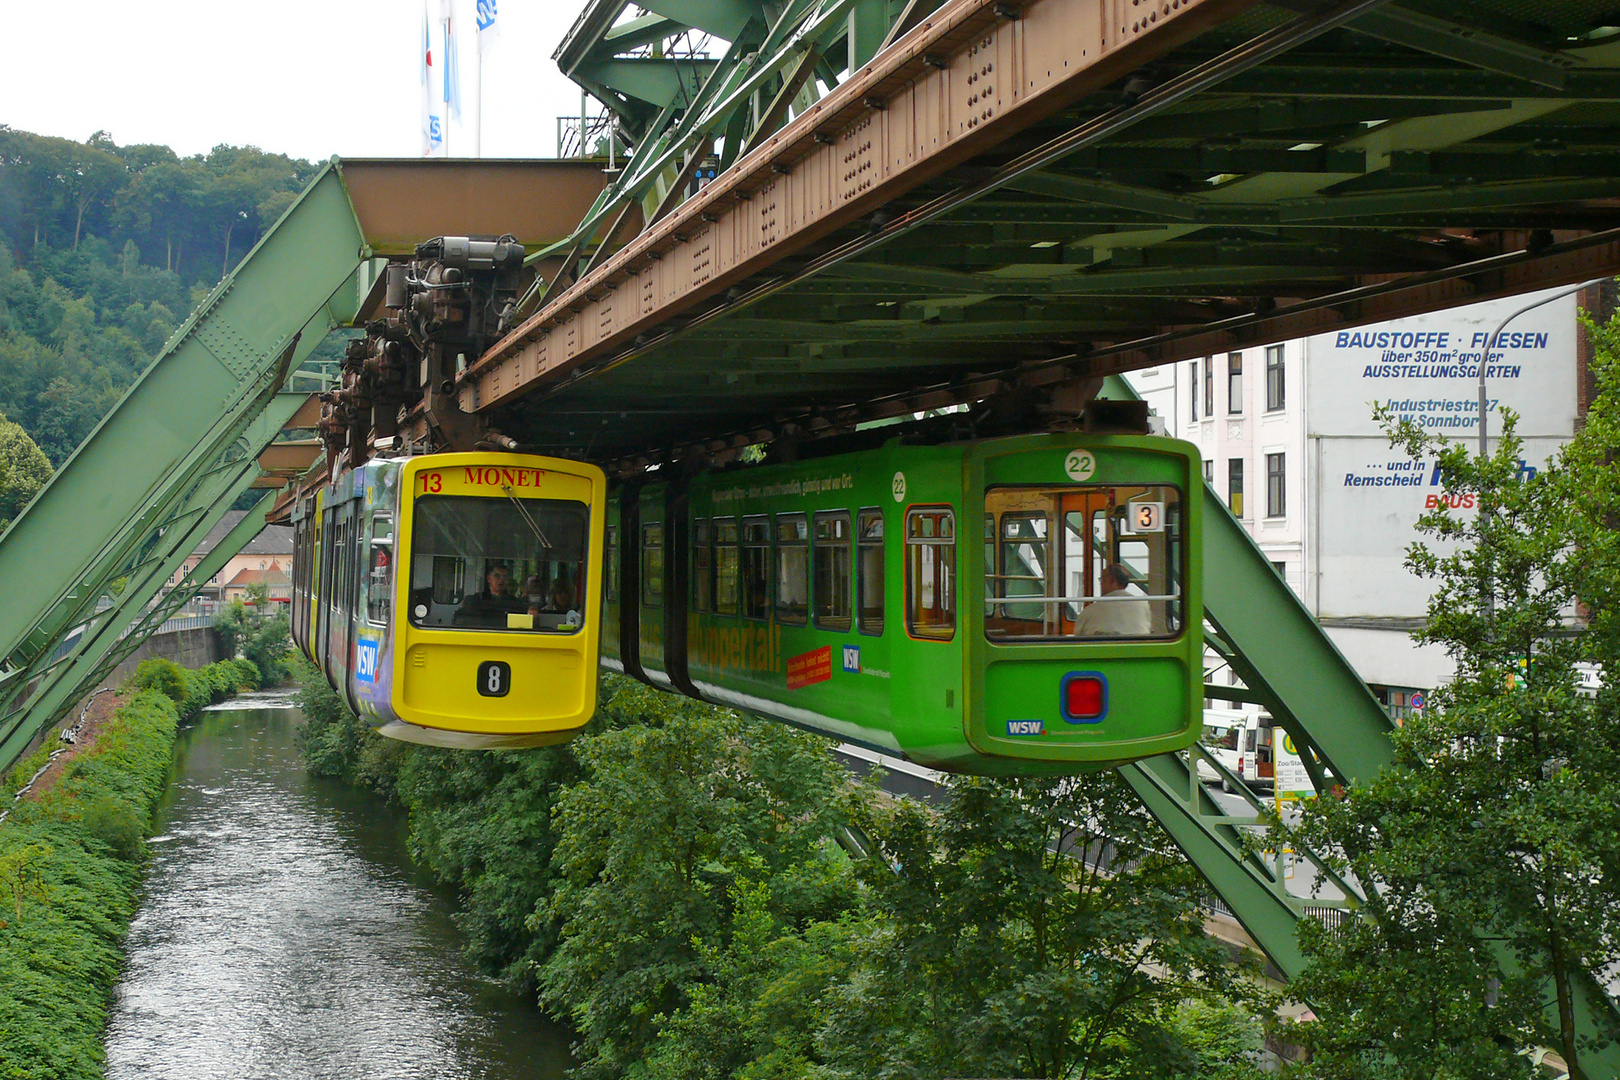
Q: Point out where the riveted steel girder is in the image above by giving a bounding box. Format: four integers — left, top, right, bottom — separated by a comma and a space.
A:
0, 396, 311, 769
0, 166, 365, 665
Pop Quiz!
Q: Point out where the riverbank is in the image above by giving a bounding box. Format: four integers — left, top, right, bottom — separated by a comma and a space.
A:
0, 658, 257, 1079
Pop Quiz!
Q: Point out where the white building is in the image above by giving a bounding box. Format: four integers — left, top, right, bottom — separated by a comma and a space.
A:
1127, 287, 1588, 720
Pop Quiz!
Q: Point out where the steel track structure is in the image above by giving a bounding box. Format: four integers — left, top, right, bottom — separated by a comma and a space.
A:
1, 0, 1618, 1060
480, 0, 1620, 1059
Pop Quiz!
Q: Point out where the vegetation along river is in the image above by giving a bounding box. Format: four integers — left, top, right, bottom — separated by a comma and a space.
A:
102, 697, 572, 1079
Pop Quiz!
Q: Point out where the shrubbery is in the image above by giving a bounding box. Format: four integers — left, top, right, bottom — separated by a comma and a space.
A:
299, 670, 1275, 1078
0, 658, 248, 1078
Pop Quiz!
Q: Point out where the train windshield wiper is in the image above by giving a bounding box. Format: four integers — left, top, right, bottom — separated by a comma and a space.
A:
502, 485, 553, 549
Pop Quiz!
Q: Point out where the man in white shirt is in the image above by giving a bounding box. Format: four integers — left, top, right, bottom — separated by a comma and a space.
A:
1073, 563, 1151, 637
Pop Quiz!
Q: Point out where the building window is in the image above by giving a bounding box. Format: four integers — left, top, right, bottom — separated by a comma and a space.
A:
1189, 361, 1199, 421
1266, 453, 1286, 518
1265, 345, 1285, 411
1228, 458, 1244, 518
1202, 356, 1213, 417
1227, 352, 1243, 414
1203, 459, 1213, 484
1271, 560, 1287, 579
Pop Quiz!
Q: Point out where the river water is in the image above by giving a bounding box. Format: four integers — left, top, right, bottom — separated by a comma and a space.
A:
103, 698, 573, 1079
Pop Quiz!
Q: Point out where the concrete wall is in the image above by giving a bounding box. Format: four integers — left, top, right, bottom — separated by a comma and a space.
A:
104, 627, 225, 689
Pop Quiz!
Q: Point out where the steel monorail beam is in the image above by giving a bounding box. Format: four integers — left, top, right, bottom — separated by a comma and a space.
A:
459, 0, 1274, 415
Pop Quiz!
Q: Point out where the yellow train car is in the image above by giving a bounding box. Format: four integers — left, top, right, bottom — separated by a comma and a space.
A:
291, 452, 606, 748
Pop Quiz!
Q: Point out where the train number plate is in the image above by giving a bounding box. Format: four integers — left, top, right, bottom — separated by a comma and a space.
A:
477, 660, 511, 697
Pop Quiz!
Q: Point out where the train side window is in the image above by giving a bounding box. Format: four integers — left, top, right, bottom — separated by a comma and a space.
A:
775, 514, 809, 625
642, 523, 664, 608
692, 518, 711, 612
905, 507, 955, 641
813, 511, 852, 632
741, 516, 770, 620
857, 509, 884, 635
605, 526, 618, 602
713, 517, 739, 615
366, 515, 393, 625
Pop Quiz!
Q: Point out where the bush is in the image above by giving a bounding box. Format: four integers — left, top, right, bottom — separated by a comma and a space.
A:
79, 794, 143, 862
123, 657, 185, 702
0, 684, 184, 1076
231, 658, 261, 691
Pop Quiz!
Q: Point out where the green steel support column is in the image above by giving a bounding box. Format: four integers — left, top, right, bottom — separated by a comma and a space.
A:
1121, 754, 1312, 976
1197, 482, 1395, 782
0, 395, 309, 767
1118, 482, 1620, 1069
0, 164, 364, 663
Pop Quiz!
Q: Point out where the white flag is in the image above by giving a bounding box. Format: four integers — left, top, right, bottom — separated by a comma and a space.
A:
421, 0, 445, 157
440, 0, 463, 124
476, 0, 500, 56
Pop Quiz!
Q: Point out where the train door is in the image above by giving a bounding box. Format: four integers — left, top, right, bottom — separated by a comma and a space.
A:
1056, 490, 1113, 636
315, 498, 336, 671
600, 503, 622, 670
637, 487, 671, 688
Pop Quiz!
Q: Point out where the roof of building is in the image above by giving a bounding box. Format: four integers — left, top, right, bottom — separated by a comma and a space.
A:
224, 566, 290, 588
192, 511, 294, 558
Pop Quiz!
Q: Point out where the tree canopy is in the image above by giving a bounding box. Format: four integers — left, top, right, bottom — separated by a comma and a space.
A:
1287, 311, 1620, 1079
0, 127, 315, 466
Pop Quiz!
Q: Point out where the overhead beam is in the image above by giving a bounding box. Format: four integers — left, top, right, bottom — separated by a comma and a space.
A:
461, 0, 1291, 415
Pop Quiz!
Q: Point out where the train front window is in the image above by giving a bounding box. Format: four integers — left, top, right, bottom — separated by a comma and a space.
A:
408, 495, 589, 633
984, 485, 1182, 641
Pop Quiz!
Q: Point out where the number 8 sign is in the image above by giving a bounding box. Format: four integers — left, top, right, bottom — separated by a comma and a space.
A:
477, 660, 511, 697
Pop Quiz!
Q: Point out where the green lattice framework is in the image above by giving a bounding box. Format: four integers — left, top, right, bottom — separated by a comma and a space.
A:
0, 164, 370, 770
537, 0, 918, 307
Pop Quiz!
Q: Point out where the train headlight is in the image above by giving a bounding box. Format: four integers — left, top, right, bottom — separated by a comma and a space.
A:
1061, 672, 1108, 724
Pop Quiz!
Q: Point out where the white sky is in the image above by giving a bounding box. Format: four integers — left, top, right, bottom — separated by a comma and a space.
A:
5, 0, 593, 161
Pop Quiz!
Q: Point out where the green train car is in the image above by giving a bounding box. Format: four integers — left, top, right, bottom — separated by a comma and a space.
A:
604, 433, 1202, 775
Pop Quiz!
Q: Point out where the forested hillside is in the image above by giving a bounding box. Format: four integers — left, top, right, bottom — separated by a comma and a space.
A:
0, 127, 315, 469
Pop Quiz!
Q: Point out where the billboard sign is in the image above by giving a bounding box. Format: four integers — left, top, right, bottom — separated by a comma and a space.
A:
1306, 290, 1578, 439
1313, 436, 1570, 618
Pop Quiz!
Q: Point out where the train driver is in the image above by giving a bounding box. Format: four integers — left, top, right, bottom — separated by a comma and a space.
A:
1073, 563, 1150, 637
456, 563, 528, 626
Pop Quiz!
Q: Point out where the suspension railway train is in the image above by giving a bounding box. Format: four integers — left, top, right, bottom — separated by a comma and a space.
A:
291, 434, 1203, 772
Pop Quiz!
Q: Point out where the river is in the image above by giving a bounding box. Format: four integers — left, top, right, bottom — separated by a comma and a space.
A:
102, 697, 573, 1079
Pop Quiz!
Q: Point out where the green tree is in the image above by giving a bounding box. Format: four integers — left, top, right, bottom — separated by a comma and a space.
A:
0, 409, 50, 528
818, 772, 1267, 1080
1289, 339, 1620, 1079
0, 840, 52, 927
536, 681, 859, 1079
214, 583, 292, 685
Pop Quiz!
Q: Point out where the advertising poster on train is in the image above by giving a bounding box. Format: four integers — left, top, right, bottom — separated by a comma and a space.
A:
1305, 289, 1578, 439
1314, 436, 1571, 618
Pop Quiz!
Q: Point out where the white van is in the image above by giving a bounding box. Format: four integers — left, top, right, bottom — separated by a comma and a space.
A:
1195, 708, 1248, 788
